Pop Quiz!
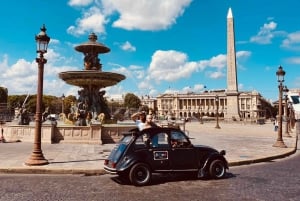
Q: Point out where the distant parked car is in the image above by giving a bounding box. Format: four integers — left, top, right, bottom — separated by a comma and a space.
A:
104, 127, 228, 186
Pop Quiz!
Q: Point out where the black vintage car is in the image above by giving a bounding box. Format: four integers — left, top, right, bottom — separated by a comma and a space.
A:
104, 127, 228, 186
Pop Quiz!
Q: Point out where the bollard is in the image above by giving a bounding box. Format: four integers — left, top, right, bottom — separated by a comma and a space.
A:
296, 120, 299, 149
0, 126, 5, 143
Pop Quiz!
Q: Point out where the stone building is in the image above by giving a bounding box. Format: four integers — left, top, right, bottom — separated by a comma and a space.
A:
153, 90, 272, 121
140, 95, 156, 111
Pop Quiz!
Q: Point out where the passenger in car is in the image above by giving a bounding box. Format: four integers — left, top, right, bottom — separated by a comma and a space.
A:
171, 139, 178, 147
145, 114, 159, 129
131, 111, 147, 131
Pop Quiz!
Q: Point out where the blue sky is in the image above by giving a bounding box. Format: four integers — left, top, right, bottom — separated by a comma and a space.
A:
0, 0, 300, 102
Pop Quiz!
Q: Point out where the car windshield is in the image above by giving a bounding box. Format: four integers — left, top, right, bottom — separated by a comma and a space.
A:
108, 135, 133, 163
120, 134, 133, 144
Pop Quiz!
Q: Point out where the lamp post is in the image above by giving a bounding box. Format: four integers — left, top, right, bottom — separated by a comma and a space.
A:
61, 94, 65, 114
215, 95, 221, 129
198, 106, 203, 124
288, 101, 293, 133
25, 25, 50, 166
273, 66, 287, 148
200, 106, 203, 124
283, 86, 291, 137
188, 106, 191, 122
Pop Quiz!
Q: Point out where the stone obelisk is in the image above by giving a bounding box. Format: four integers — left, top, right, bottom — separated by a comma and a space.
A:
226, 8, 240, 120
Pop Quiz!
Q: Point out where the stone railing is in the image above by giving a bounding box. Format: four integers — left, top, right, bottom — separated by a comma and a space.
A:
4, 122, 136, 144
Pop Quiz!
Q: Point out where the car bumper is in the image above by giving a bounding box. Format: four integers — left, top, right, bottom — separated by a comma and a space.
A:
104, 165, 118, 174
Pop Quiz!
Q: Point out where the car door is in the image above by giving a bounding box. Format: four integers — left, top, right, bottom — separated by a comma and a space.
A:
147, 132, 172, 171
169, 130, 197, 171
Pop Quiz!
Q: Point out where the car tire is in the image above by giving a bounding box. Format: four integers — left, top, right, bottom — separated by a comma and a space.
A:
129, 163, 151, 186
209, 159, 226, 179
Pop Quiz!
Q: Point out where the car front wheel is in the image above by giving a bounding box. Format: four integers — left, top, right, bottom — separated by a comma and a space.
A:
129, 163, 151, 186
209, 159, 226, 179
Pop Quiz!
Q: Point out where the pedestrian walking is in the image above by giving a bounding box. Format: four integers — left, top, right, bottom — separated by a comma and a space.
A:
274, 118, 278, 131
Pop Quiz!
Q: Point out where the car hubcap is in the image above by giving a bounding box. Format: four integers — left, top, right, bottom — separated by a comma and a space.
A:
215, 164, 224, 177
137, 168, 147, 180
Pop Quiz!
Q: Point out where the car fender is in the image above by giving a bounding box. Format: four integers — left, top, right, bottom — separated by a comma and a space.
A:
201, 152, 228, 170
116, 153, 150, 173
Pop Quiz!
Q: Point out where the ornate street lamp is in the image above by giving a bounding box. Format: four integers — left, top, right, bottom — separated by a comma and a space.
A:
215, 95, 221, 129
25, 25, 50, 166
61, 94, 65, 114
273, 66, 287, 148
283, 86, 291, 137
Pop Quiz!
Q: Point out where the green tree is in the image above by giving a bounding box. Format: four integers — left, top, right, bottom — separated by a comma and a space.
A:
124, 93, 141, 109
8, 94, 77, 115
8, 95, 27, 109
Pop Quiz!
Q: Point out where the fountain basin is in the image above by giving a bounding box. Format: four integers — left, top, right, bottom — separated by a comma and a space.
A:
59, 71, 125, 88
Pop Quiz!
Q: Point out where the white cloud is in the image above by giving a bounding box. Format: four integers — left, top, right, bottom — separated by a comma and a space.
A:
109, 63, 143, 79
285, 57, 300, 64
1, 59, 37, 95
236, 51, 251, 58
182, 86, 192, 93
135, 50, 227, 94
105, 85, 126, 97
148, 89, 158, 97
68, 0, 93, 7
148, 50, 198, 82
138, 81, 153, 91
2, 59, 35, 78
106, 0, 192, 30
209, 71, 224, 79
67, 0, 192, 35
145, 50, 250, 85
49, 38, 60, 45
281, 31, 300, 50
120, 41, 136, 52
250, 21, 277, 44
207, 54, 227, 69
0, 47, 79, 96
194, 84, 206, 92
67, 6, 107, 36
236, 51, 251, 70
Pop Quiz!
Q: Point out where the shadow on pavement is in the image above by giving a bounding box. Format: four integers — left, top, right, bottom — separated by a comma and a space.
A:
49, 159, 102, 164
110, 172, 236, 186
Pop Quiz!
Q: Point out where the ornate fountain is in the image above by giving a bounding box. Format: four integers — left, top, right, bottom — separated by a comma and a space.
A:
59, 33, 126, 125
5, 33, 132, 144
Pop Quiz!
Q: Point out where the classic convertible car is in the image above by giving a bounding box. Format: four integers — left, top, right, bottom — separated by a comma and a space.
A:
104, 127, 228, 186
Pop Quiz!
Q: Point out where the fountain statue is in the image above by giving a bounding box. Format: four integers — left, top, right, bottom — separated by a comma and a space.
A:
59, 33, 125, 125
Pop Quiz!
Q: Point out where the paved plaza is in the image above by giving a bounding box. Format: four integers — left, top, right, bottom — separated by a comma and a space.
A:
0, 121, 298, 175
